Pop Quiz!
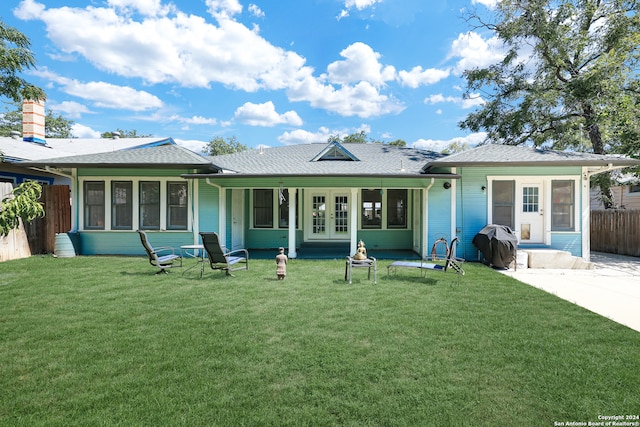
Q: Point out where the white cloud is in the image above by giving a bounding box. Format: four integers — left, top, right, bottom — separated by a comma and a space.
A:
174, 138, 209, 153
278, 127, 335, 145
412, 132, 487, 152
398, 66, 450, 88
248, 4, 264, 18
338, 0, 382, 18
15, 0, 404, 119
234, 101, 302, 127
425, 92, 485, 109
170, 115, 217, 125
205, 0, 242, 18
327, 42, 396, 87
71, 123, 101, 138
48, 101, 92, 119
448, 32, 506, 75
471, 0, 498, 9
32, 68, 163, 111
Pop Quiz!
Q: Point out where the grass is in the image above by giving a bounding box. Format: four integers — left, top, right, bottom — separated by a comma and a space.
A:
1, 255, 639, 426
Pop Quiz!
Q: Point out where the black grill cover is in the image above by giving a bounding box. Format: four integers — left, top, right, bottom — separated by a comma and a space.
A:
472, 224, 518, 269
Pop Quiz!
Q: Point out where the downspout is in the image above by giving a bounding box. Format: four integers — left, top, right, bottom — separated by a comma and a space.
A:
450, 167, 457, 256
422, 178, 435, 259
206, 178, 226, 248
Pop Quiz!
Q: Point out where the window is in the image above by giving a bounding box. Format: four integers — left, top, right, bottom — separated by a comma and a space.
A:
387, 189, 407, 228
522, 186, 539, 213
361, 189, 382, 229
111, 181, 132, 230
167, 182, 188, 230
84, 181, 105, 229
139, 181, 160, 230
630, 184, 640, 193
278, 189, 298, 228
253, 189, 273, 228
551, 180, 575, 231
492, 180, 515, 229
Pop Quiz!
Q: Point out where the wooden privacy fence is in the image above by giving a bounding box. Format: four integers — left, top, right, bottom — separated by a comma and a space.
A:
1, 184, 71, 261
591, 210, 640, 257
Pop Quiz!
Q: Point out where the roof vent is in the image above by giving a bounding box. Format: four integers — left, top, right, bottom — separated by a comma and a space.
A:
10, 130, 21, 140
112, 131, 121, 140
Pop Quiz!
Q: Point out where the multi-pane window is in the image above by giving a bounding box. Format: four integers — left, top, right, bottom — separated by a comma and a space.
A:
167, 182, 188, 230
387, 189, 407, 228
492, 180, 515, 229
139, 181, 160, 230
361, 189, 382, 229
551, 180, 575, 231
111, 181, 132, 230
522, 186, 539, 213
84, 181, 105, 229
253, 189, 273, 228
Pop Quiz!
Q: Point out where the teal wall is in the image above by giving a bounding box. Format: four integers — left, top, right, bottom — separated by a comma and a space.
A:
79, 231, 192, 256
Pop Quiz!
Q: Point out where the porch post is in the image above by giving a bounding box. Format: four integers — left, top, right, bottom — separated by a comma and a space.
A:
288, 188, 297, 259
581, 168, 591, 262
350, 188, 358, 256
218, 187, 227, 248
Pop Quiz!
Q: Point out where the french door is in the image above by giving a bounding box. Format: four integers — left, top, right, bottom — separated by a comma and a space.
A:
308, 191, 349, 240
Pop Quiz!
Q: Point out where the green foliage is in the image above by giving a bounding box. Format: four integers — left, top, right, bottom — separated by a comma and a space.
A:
100, 128, 153, 138
460, 0, 640, 155
0, 102, 75, 138
0, 181, 45, 236
0, 18, 46, 102
206, 135, 248, 155
328, 131, 387, 145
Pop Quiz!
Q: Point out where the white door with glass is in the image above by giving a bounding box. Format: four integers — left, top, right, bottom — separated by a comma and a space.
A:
519, 183, 544, 243
307, 191, 349, 240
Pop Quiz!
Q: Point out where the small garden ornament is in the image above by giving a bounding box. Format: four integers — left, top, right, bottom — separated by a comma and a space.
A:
276, 247, 288, 280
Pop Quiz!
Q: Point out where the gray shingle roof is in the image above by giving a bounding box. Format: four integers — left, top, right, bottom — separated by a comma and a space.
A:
424, 144, 640, 170
15, 144, 213, 169
205, 142, 447, 176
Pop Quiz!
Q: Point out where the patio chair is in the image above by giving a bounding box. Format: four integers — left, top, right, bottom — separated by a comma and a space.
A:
200, 232, 249, 277
137, 230, 182, 274
387, 237, 465, 284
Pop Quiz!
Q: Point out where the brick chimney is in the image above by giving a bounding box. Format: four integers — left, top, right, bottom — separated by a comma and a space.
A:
22, 99, 46, 144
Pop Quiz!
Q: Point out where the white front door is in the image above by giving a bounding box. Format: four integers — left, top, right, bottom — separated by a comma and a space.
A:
307, 190, 350, 240
519, 183, 544, 243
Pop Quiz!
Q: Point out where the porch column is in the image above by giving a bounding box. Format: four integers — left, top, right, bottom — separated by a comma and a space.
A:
581, 169, 591, 262
288, 188, 297, 259
350, 188, 358, 256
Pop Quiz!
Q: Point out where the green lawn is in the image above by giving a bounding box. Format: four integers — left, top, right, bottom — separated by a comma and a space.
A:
1, 255, 639, 426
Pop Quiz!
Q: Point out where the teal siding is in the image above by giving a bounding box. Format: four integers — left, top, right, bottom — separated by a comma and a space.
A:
550, 233, 583, 257
357, 230, 413, 250
78, 231, 191, 256
427, 187, 452, 248
458, 168, 490, 260
197, 182, 219, 233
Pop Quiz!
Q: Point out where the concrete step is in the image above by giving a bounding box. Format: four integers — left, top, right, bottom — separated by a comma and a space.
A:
520, 249, 594, 269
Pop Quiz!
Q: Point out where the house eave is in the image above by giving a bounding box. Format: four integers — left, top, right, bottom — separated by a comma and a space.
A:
181, 172, 461, 180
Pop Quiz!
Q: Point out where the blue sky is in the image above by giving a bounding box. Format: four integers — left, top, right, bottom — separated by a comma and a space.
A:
4, 0, 503, 153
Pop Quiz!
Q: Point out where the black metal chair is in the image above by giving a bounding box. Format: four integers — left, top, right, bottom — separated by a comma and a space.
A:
137, 230, 182, 274
199, 232, 249, 277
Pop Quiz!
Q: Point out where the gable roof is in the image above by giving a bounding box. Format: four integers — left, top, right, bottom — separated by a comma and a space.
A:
195, 143, 451, 178
423, 144, 640, 170
15, 144, 213, 170
0, 136, 175, 163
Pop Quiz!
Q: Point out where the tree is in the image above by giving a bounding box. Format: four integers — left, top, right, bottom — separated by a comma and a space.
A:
387, 139, 407, 147
206, 136, 248, 156
460, 0, 640, 208
1, 19, 46, 102
0, 102, 75, 138
101, 129, 152, 138
328, 131, 385, 144
0, 181, 45, 236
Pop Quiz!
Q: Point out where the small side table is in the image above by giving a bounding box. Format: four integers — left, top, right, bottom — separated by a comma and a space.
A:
345, 256, 377, 284
181, 244, 205, 277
